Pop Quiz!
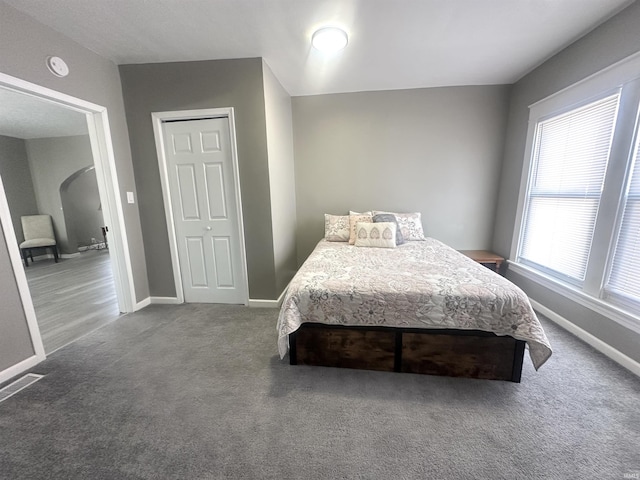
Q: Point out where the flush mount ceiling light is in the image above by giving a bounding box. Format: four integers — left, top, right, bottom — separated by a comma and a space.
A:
312, 27, 348, 52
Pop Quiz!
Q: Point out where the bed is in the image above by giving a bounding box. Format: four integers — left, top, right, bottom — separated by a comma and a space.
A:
277, 237, 552, 382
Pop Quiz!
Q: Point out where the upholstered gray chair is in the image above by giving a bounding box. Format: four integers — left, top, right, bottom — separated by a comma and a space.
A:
19, 215, 58, 267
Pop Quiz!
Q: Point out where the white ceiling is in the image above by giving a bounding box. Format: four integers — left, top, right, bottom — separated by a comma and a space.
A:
4, 0, 634, 97
0, 88, 88, 139
0, 0, 633, 139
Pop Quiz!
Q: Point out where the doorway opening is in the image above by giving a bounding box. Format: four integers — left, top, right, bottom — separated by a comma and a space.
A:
0, 72, 136, 374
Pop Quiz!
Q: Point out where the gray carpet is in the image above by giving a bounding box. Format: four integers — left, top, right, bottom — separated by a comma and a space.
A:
0, 304, 638, 480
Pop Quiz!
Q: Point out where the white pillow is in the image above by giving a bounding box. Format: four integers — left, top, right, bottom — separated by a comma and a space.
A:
349, 214, 373, 244
324, 214, 350, 242
354, 222, 397, 248
372, 211, 425, 241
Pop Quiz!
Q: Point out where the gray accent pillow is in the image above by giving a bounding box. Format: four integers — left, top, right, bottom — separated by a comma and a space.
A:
373, 214, 405, 245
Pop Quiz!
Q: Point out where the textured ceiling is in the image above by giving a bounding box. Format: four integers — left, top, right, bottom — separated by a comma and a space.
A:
0, 0, 633, 138
4, 0, 634, 96
0, 88, 88, 139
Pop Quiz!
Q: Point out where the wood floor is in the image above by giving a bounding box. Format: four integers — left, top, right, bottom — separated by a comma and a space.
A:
24, 249, 121, 354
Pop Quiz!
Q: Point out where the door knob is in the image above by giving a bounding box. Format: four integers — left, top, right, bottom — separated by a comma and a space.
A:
205, 226, 212, 231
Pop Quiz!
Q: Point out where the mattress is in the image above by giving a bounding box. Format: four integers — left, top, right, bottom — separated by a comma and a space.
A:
277, 238, 552, 369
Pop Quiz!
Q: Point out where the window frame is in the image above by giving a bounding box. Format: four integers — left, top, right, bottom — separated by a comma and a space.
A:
602, 102, 640, 310
510, 51, 640, 334
516, 92, 621, 287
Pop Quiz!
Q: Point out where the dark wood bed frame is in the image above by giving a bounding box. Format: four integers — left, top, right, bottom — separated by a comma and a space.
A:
289, 323, 526, 382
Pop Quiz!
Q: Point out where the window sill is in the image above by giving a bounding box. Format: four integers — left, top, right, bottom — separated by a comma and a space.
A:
507, 260, 640, 335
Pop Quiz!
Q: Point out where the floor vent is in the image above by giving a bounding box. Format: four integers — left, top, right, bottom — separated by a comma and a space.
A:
0, 373, 44, 403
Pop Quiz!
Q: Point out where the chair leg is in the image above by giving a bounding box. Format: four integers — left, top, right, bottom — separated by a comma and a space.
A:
21, 248, 29, 267
53, 246, 59, 263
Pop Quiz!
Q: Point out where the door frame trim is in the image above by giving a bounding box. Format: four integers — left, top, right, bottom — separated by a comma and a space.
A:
0, 72, 136, 382
0, 172, 45, 382
0, 72, 136, 314
151, 108, 249, 305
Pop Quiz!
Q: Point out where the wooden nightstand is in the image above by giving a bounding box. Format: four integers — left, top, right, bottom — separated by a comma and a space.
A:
459, 250, 504, 274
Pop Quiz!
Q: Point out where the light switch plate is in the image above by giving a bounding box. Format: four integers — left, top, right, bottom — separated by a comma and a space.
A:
127, 192, 135, 204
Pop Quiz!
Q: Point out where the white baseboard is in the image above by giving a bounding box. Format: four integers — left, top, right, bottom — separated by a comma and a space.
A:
0, 354, 44, 385
133, 297, 151, 311
27, 252, 80, 261
531, 299, 640, 377
150, 296, 181, 305
32, 249, 104, 260
78, 244, 107, 252
248, 299, 279, 308
249, 284, 289, 309
142, 294, 285, 308
128, 296, 181, 311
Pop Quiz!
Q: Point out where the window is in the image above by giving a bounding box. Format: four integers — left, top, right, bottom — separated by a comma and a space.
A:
519, 94, 619, 283
606, 122, 640, 306
513, 52, 640, 324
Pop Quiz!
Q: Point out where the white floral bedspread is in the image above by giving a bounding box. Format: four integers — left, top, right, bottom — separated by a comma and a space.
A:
277, 238, 552, 370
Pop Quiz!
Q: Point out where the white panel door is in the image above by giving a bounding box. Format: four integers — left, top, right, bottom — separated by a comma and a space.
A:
163, 117, 246, 304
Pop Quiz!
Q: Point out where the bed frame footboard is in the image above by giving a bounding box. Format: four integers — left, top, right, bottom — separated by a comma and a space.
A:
289, 324, 525, 382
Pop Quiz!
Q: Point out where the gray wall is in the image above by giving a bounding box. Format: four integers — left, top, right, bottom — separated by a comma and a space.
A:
263, 61, 298, 294
119, 58, 278, 300
0, 2, 149, 375
0, 135, 38, 244
292, 85, 510, 262
25, 135, 96, 254
0, 2, 148, 302
493, 1, 640, 363
61, 167, 103, 247
0, 221, 35, 372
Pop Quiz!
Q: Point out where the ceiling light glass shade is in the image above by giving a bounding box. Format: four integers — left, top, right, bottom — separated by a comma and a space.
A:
312, 27, 348, 52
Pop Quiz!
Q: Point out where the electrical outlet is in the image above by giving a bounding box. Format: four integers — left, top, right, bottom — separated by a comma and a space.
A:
127, 191, 135, 204
91, 237, 97, 244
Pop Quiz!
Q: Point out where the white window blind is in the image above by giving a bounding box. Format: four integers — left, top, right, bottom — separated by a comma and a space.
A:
519, 94, 620, 282
606, 124, 640, 303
